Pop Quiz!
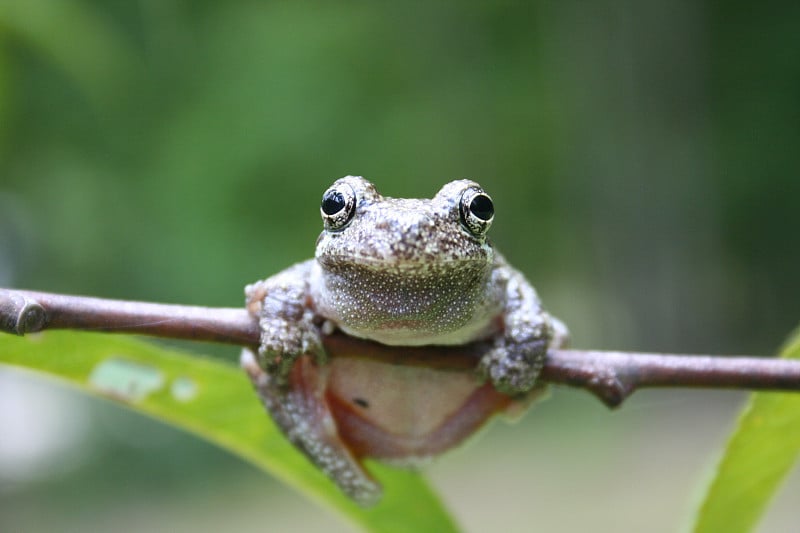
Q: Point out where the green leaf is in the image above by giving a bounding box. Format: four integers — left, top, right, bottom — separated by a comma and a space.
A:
0, 331, 459, 533
693, 326, 800, 533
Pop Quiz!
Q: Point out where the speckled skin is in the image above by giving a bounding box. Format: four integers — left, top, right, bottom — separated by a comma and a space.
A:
242, 176, 568, 505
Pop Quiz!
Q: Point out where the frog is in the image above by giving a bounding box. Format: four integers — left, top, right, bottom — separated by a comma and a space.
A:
240, 176, 568, 506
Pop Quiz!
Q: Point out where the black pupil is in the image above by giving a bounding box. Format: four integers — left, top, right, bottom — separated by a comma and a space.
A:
469, 194, 494, 221
321, 190, 346, 215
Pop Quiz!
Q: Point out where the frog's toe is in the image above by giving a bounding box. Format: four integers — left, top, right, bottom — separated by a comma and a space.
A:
349, 479, 383, 507
257, 346, 296, 379
480, 342, 547, 395
481, 358, 539, 394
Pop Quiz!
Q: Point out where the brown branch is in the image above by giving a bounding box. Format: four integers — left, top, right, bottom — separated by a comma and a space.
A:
2, 288, 798, 408
539, 349, 800, 407
0, 289, 260, 346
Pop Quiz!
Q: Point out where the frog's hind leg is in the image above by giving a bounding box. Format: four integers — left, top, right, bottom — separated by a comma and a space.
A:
240, 349, 382, 506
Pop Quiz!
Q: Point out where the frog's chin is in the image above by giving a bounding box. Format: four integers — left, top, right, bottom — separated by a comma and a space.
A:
336, 321, 495, 347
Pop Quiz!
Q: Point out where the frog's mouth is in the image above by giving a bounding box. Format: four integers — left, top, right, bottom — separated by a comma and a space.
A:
315, 244, 496, 280
317, 251, 493, 271
315, 225, 494, 270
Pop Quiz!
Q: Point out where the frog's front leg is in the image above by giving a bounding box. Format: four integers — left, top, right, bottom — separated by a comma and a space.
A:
479, 265, 569, 395
245, 261, 325, 384
243, 261, 381, 505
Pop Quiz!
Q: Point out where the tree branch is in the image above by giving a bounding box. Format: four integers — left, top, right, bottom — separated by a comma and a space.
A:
0, 288, 260, 346
2, 288, 798, 408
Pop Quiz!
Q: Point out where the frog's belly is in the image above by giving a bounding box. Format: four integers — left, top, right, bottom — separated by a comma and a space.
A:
322, 356, 513, 460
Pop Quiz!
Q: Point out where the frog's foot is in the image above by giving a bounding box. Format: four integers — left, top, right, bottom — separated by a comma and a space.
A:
241, 349, 382, 506
245, 264, 326, 386
478, 338, 549, 395
257, 318, 327, 386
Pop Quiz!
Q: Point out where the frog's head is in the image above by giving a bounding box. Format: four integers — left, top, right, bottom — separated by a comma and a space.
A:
313, 176, 499, 345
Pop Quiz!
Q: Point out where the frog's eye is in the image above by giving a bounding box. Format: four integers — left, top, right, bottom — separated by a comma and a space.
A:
459, 187, 494, 236
321, 182, 357, 231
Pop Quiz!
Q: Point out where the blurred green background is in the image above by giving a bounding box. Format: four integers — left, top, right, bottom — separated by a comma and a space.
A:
0, 1, 798, 531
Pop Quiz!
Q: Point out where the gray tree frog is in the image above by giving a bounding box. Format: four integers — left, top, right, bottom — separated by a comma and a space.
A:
241, 176, 568, 505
